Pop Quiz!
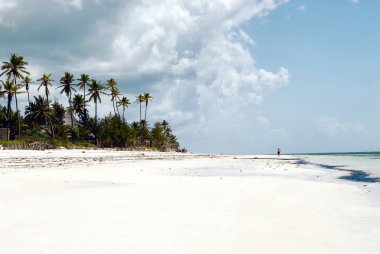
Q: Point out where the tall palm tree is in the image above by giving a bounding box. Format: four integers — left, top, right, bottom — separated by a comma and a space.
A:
87, 80, 106, 129
106, 78, 120, 116
1, 53, 30, 139
11, 83, 25, 137
22, 76, 32, 105
37, 74, 54, 109
134, 94, 145, 122
0, 79, 16, 140
117, 96, 130, 123
0, 53, 30, 83
143, 92, 153, 122
58, 72, 76, 128
77, 74, 90, 119
37, 74, 55, 139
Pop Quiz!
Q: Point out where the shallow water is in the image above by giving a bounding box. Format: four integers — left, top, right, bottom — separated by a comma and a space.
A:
299, 153, 380, 179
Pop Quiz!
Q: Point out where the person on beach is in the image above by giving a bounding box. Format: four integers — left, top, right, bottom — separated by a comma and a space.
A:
277, 148, 281, 157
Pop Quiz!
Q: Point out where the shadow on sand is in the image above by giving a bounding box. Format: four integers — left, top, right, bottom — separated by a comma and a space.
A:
293, 159, 380, 183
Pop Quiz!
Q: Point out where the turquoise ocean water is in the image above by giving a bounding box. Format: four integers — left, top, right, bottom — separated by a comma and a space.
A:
296, 152, 380, 179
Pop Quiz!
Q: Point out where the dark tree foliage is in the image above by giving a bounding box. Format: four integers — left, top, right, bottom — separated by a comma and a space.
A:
51, 101, 65, 125
0, 53, 181, 150
97, 115, 133, 147
25, 95, 50, 128
151, 121, 179, 151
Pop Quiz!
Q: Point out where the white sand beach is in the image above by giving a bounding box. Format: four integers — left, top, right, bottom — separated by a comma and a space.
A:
0, 150, 379, 254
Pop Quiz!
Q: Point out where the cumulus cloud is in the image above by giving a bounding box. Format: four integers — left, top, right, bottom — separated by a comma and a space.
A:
316, 116, 369, 138
82, 0, 290, 134
351, 0, 360, 4
0, 0, 290, 151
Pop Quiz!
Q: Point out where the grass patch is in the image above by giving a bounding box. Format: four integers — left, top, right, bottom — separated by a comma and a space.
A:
0, 140, 28, 146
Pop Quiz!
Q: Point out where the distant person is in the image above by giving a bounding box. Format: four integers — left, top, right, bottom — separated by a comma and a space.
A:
277, 148, 281, 157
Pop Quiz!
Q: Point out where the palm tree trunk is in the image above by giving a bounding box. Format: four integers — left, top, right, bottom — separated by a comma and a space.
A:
45, 87, 54, 139
139, 102, 142, 122
46, 88, 49, 109
14, 75, 21, 139
144, 103, 148, 122
95, 100, 98, 145
69, 92, 73, 128
112, 99, 116, 115
140, 102, 143, 145
122, 106, 125, 123
15, 92, 20, 138
27, 89, 30, 105
116, 101, 120, 117
7, 94, 12, 141
95, 101, 98, 127
83, 84, 86, 120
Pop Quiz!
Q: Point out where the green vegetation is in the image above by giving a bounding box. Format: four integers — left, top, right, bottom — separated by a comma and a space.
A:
0, 53, 180, 150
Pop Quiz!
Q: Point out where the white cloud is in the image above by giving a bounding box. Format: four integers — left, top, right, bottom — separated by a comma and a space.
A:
238, 29, 257, 46
316, 116, 369, 138
1, 0, 291, 151
0, 0, 17, 26
351, 0, 360, 4
0, 0, 17, 9
69, 0, 290, 137
297, 4, 306, 12
55, 0, 82, 10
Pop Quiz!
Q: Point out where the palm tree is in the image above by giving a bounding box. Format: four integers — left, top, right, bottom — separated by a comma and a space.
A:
106, 78, 120, 116
87, 80, 106, 129
22, 76, 32, 105
0, 79, 16, 140
37, 74, 54, 109
117, 96, 130, 123
12, 83, 25, 137
72, 94, 85, 117
134, 94, 145, 122
1, 53, 30, 139
25, 95, 50, 128
37, 74, 54, 139
0, 53, 30, 83
77, 74, 90, 119
143, 92, 153, 122
58, 72, 76, 128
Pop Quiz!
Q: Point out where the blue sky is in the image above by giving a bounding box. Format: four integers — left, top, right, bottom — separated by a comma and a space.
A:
246, 0, 380, 153
0, 0, 379, 154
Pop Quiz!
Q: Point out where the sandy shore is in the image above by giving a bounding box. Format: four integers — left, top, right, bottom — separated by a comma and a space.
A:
0, 150, 379, 253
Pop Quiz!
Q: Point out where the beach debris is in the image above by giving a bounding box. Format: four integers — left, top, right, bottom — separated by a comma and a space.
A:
28, 142, 55, 150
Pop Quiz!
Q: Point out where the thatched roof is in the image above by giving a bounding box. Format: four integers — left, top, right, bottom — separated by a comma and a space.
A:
63, 112, 81, 128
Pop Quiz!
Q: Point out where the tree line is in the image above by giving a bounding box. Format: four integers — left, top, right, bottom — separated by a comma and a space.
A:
0, 53, 179, 150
